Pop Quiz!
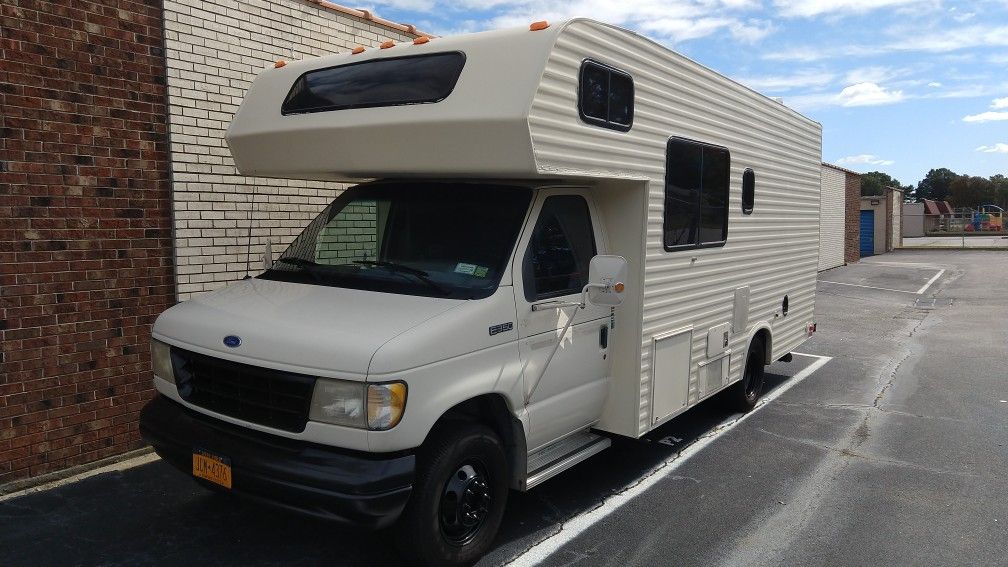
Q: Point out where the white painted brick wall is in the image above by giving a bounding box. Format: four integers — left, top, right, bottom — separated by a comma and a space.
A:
163, 0, 413, 299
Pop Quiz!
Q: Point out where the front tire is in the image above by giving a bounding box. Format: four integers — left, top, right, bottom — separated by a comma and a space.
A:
728, 337, 766, 412
395, 423, 508, 567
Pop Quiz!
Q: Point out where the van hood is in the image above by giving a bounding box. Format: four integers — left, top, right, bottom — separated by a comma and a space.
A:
153, 278, 461, 378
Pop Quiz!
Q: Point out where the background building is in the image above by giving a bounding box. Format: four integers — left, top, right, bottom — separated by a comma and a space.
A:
819, 162, 863, 270
0, 0, 420, 487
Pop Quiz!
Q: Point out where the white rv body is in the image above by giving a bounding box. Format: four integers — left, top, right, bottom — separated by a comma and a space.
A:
226, 18, 821, 439
142, 19, 821, 566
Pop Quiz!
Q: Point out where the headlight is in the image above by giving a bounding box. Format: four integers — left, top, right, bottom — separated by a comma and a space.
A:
151, 338, 174, 384
309, 379, 407, 430
309, 379, 366, 428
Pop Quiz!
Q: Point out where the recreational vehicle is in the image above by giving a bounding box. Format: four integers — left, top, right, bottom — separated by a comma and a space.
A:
140, 18, 822, 566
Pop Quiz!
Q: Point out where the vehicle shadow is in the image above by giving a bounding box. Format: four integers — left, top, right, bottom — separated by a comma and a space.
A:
0, 363, 803, 567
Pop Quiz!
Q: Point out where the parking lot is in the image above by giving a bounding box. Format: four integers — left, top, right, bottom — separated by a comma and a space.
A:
2, 250, 1006, 566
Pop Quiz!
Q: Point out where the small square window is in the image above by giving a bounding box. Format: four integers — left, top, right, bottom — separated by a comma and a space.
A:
578, 60, 633, 132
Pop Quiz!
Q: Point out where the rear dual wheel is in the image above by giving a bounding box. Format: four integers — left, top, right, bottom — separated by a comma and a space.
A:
727, 337, 766, 412
395, 424, 508, 567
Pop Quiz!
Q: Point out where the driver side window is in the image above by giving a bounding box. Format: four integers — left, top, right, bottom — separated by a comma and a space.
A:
523, 195, 597, 301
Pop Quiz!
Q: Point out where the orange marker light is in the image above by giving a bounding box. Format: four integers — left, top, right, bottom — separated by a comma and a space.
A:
352, 46, 365, 54
274, 60, 287, 68
380, 40, 395, 49
413, 36, 430, 45
614, 282, 625, 293
530, 21, 549, 31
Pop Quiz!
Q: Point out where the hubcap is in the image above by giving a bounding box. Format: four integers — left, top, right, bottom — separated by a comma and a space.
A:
439, 461, 492, 546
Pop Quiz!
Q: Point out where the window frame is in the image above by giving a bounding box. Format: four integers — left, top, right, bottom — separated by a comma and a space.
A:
280, 51, 467, 116
662, 136, 731, 252
577, 59, 634, 132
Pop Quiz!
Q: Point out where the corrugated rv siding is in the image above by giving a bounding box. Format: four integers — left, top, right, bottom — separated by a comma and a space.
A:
819, 166, 846, 271
528, 20, 822, 436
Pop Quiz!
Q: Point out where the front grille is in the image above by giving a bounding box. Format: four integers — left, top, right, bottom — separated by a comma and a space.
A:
171, 347, 315, 433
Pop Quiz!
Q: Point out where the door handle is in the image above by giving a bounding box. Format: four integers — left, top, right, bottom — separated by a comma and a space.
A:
599, 325, 608, 349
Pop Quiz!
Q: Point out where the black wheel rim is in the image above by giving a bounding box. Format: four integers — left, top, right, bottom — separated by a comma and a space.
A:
744, 354, 764, 401
439, 460, 492, 546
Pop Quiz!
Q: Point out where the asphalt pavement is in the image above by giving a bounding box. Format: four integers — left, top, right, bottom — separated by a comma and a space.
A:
2, 250, 1006, 566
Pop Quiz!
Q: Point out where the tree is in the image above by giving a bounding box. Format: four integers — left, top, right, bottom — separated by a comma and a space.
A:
948, 176, 995, 209
861, 171, 910, 197
915, 168, 959, 202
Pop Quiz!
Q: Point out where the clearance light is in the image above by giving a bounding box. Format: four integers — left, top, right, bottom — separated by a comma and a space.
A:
413, 36, 430, 45
614, 282, 625, 293
530, 21, 549, 31
352, 46, 365, 54
274, 60, 287, 68
380, 40, 395, 49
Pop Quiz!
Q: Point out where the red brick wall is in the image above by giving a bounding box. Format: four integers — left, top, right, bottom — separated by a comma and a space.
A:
0, 0, 173, 484
844, 172, 861, 264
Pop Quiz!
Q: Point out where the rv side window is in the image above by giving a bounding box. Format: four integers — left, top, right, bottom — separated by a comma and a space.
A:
578, 60, 633, 131
281, 52, 466, 115
523, 195, 597, 301
663, 137, 730, 250
742, 168, 755, 214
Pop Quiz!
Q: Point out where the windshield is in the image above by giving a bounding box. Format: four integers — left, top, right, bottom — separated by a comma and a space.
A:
260, 182, 533, 299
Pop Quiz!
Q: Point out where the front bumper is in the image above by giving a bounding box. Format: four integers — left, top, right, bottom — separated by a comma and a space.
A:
139, 395, 414, 529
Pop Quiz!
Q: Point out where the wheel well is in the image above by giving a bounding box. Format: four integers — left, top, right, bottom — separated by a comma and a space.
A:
753, 328, 772, 365
427, 394, 526, 490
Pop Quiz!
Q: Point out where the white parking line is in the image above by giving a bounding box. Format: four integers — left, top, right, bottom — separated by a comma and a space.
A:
916, 269, 946, 295
819, 280, 920, 294
506, 353, 833, 566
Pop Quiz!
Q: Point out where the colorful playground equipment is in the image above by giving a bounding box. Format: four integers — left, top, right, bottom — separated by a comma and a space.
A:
965, 204, 1004, 232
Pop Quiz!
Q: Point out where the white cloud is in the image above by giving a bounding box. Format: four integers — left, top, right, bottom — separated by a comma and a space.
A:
886, 24, 1008, 52
729, 19, 778, 43
927, 81, 942, 87
773, 0, 930, 18
992, 97, 1008, 109
844, 66, 906, 85
837, 154, 895, 166
738, 70, 835, 91
837, 82, 905, 106
410, 1, 775, 44
963, 111, 1008, 123
976, 143, 1008, 153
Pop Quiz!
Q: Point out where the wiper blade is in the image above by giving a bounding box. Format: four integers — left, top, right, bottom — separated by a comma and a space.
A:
353, 260, 450, 296
274, 256, 320, 266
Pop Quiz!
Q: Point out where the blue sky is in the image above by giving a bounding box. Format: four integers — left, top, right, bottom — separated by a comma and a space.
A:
361, 0, 1007, 187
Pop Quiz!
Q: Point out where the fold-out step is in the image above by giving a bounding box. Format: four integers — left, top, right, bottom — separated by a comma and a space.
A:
525, 430, 611, 490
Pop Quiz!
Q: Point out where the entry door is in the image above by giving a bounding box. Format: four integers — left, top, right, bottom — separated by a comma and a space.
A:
860, 210, 875, 257
514, 189, 611, 452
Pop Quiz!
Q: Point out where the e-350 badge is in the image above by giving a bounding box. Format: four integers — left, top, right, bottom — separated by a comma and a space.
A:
488, 322, 514, 336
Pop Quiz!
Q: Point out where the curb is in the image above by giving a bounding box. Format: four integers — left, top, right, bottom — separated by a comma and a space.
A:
0, 447, 159, 501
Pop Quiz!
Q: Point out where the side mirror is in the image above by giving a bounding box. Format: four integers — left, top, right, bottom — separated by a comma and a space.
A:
585, 255, 628, 306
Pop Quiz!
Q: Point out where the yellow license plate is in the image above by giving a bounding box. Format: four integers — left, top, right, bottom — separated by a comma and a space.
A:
192, 449, 232, 489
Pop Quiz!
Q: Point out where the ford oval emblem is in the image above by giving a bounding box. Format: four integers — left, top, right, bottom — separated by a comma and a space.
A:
223, 335, 242, 348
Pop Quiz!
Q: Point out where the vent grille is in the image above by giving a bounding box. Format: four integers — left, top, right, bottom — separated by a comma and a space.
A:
171, 347, 315, 433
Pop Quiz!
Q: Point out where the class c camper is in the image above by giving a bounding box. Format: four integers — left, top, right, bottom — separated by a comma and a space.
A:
140, 18, 822, 567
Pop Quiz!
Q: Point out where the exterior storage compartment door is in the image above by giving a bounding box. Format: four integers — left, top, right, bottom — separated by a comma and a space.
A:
650, 328, 692, 425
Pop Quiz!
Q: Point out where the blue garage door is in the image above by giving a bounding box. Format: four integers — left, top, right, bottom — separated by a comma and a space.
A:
860, 210, 875, 257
